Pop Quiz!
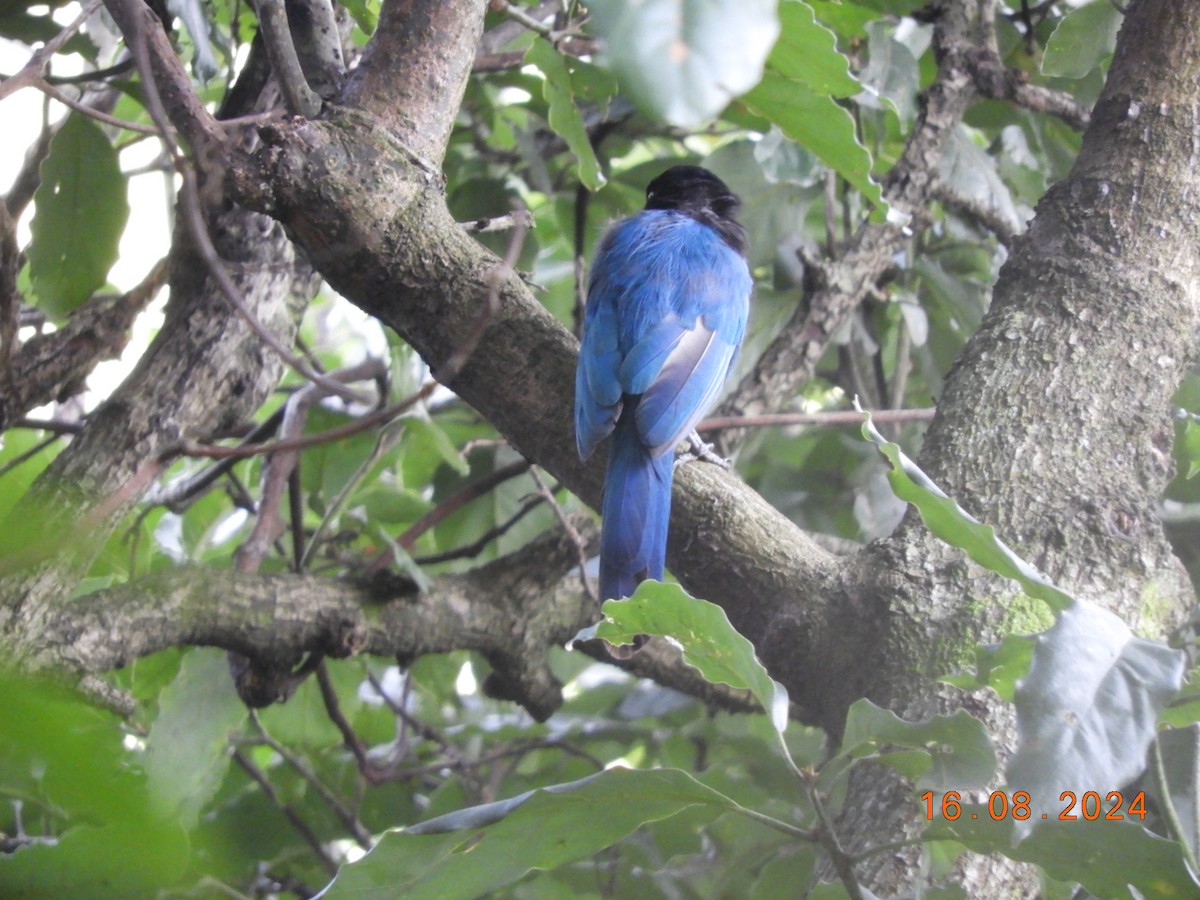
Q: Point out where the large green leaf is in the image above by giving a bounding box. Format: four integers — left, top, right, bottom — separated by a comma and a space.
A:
1006, 600, 1185, 834
857, 19, 919, 126
858, 409, 1074, 611
28, 114, 130, 319
0, 672, 189, 898
1179, 414, 1200, 479
834, 699, 996, 792
1155, 725, 1200, 864
861, 408, 1187, 857
742, 73, 886, 215
587, 0, 780, 127
929, 814, 1198, 899
144, 649, 247, 829
942, 633, 1037, 702
577, 582, 790, 735
938, 127, 1023, 235
526, 38, 605, 191
320, 767, 740, 899
1042, 1, 1123, 79
767, 0, 859, 96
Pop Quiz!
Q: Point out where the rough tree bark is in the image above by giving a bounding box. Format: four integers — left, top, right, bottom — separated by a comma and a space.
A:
1, 0, 1196, 894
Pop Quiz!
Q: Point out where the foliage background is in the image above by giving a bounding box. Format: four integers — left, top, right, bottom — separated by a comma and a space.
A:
1, 0, 1199, 897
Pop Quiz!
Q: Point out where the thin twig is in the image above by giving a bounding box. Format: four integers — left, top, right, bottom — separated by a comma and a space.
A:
173, 383, 433, 461
432, 199, 529, 385
413, 494, 545, 565
365, 459, 532, 573
248, 710, 373, 849
234, 360, 384, 573
230, 748, 339, 876
0, 0, 103, 103
30, 78, 161, 135
493, 0, 554, 36
315, 661, 374, 776
1152, 735, 1200, 873
460, 208, 535, 234
0, 433, 62, 478
528, 465, 596, 605
301, 414, 403, 570
698, 407, 936, 433
806, 776, 866, 900
255, 0, 322, 117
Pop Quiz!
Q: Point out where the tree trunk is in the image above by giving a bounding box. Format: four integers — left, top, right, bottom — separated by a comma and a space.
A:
836, 0, 1200, 890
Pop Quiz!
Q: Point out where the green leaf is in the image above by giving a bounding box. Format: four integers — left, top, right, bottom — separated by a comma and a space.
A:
578, 582, 790, 734
526, 38, 606, 191
1155, 725, 1200, 862
1042, 1, 1123, 79
942, 633, 1037, 702
858, 408, 1075, 612
938, 127, 1023, 236
0, 672, 189, 898
767, 0, 859, 97
28, 114, 130, 319
320, 767, 740, 899
0, 821, 190, 900
742, 74, 886, 216
587, 0, 780, 128
340, 0, 379, 34
857, 19, 920, 127
144, 649, 248, 829
1006, 600, 1185, 836
405, 417, 470, 477
355, 485, 433, 524
1180, 415, 1200, 479
836, 700, 996, 792
928, 814, 1199, 899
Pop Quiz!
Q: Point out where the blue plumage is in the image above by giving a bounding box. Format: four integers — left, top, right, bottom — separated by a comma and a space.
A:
575, 166, 752, 625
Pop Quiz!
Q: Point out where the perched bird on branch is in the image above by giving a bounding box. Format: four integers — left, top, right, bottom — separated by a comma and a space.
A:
575, 165, 752, 655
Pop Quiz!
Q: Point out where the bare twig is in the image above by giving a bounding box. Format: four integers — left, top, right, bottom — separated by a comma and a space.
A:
460, 208, 536, 234
413, 494, 545, 565
248, 710, 373, 849
433, 200, 529, 385
806, 776, 866, 900
528, 465, 595, 605
230, 748, 339, 875
255, 0, 322, 117
698, 407, 936, 433
491, 0, 554, 36
234, 360, 385, 573
102, 0, 225, 150
315, 661, 374, 775
365, 459, 533, 573
0, 434, 62, 479
29, 78, 162, 135
0, 0, 103, 103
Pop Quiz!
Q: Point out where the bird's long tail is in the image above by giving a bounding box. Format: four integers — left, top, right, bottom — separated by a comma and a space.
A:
599, 405, 674, 606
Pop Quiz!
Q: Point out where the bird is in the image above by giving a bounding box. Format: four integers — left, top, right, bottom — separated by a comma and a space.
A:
574, 165, 752, 654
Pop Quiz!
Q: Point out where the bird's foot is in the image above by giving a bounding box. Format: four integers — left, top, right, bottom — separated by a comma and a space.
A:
675, 431, 731, 470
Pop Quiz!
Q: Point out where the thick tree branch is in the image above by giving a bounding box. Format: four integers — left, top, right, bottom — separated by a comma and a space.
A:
39, 518, 598, 721
0, 260, 168, 430
835, 0, 1200, 890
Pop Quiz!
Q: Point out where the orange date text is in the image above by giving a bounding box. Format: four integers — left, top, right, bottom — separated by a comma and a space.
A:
920, 790, 1146, 822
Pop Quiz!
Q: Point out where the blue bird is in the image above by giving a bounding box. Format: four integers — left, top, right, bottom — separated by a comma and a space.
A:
575, 166, 752, 650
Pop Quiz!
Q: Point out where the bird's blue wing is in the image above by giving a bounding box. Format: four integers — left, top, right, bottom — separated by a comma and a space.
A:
615, 218, 751, 458
576, 210, 750, 460
575, 278, 623, 460
635, 319, 738, 456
